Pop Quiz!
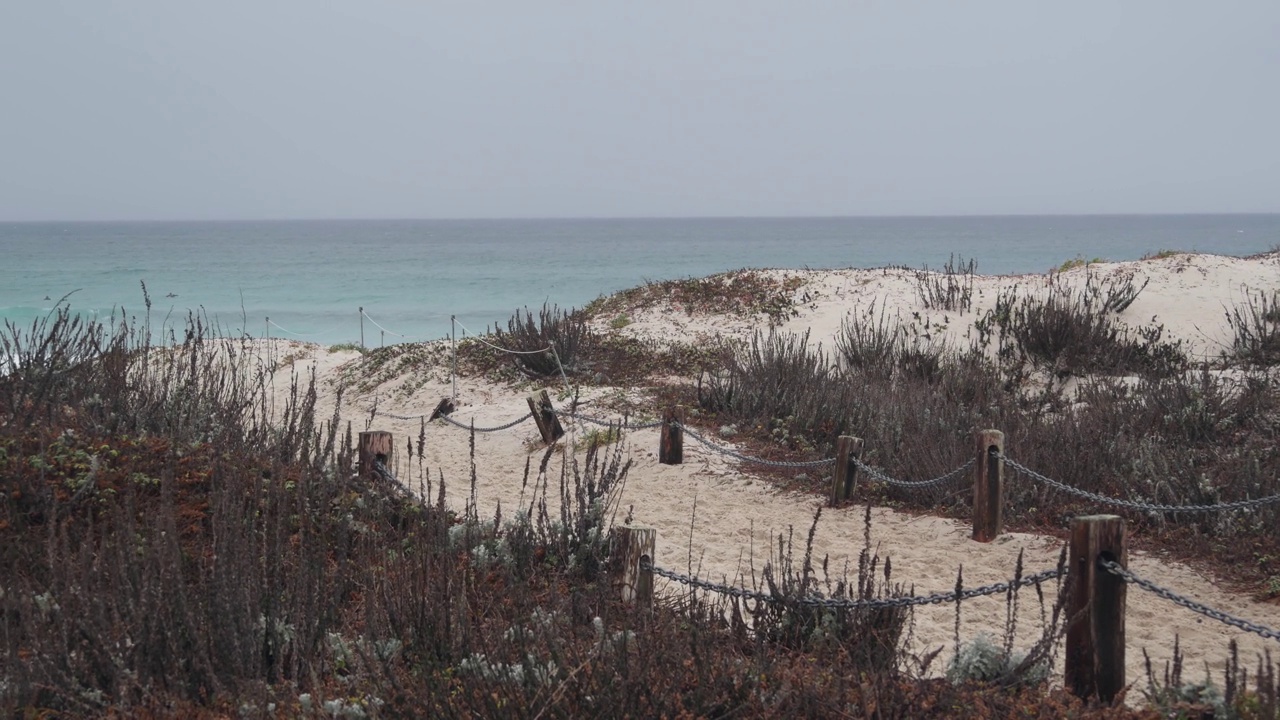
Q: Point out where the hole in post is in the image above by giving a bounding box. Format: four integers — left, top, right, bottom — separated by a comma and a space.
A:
1097, 550, 1125, 584
375, 453, 387, 464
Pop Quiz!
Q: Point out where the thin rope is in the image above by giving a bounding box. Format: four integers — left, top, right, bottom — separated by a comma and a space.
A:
550, 344, 574, 396
454, 318, 552, 355
360, 309, 412, 339
267, 318, 341, 338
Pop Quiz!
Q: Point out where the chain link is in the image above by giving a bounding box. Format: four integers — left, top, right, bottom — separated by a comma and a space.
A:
1000, 452, 1280, 514
675, 423, 837, 469
373, 459, 399, 485
435, 411, 535, 433
854, 457, 975, 489
645, 558, 1061, 609
1100, 560, 1280, 642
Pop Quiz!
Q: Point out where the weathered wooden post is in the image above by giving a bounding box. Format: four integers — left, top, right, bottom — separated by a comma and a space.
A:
659, 406, 685, 465
526, 389, 565, 444
611, 525, 656, 609
359, 306, 365, 349
429, 397, 455, 421
829, 435, 863, 506
971, 429, 1005, 542
358, 431, 394, 482
1066, 515, 1127, 704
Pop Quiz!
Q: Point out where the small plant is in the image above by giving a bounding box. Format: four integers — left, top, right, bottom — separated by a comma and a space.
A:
609, 314, 631, 330
581, 426, 621, 449
1055, 256, 1107, 273
328, 342, 367, 354
1225, 289, 1280, 366
836, 302, 906, 378
914, 254, 977, 314
947, 633, 1049, 687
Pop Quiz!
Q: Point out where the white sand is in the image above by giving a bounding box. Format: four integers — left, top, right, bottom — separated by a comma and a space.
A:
259, 250, 1280, 688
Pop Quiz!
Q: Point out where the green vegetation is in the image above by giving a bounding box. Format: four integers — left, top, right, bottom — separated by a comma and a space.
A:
492, 302, 594, 378
327, 341, 367, 354
584, 268, 806, 325
914, 254, 977, 314
1226, 289, 1280, 366
1055, 255, 1108, 272
12, 272, 1280, 717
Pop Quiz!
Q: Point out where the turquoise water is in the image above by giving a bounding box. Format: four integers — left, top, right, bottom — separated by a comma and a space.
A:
2, 215, 1277, 345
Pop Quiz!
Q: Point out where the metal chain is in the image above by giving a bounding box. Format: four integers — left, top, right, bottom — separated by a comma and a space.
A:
676, 423, 837, 469
437, 411, 535, 433
1000, 452, 1280, 514
379, 410, 430, 421
373, 459, 399, 485
854, 457, 975, 489
553, 409, 664, 430
644, 558, 1061, 609
1100, 560, 1280, 642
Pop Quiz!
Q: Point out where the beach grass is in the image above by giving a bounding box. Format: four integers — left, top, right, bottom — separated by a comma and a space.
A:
8, 255, 1280, 717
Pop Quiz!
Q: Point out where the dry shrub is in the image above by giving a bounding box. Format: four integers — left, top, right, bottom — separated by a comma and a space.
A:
698, 330, 852, 452
979, 272, 1183, 379
689, 299, 1280, 565
492, 303, 594, 378
915, 254, 977, 314
1226, 288, 1280, 366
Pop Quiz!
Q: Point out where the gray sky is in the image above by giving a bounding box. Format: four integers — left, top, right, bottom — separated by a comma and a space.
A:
2, 1, 1277, 221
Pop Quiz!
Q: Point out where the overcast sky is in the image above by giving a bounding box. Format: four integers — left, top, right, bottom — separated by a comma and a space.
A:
1, 1, 1277, 221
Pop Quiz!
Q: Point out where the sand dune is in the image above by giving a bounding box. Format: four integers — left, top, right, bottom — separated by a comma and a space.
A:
260, 250, 1280, 688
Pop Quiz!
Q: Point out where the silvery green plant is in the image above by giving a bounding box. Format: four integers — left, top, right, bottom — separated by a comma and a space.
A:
458, 652, 558, 686
946, 633, 1049, 687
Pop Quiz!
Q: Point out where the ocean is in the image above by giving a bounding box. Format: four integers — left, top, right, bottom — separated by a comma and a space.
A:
1, 215, 1277, 346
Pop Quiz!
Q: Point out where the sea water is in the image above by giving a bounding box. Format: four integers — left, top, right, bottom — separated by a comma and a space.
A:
1, 215, 1276, 346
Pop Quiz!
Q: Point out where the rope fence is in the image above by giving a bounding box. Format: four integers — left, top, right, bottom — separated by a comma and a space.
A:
359, 308, 411, 339
1001, 452, 1280, 514
266, 317, 342, 339
606, 515, 1280, 707
351, 421, 1280, 705
1100, 559, 1280, 642
453, 317, 552, 355
645, 557, 1063, 609
364, 390, 1280, 523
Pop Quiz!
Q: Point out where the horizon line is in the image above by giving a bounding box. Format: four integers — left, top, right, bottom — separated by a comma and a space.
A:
3, 210, 1280, 224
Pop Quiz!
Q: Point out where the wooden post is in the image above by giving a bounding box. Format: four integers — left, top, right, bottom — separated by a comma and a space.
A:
358, 431, 394, 482
611, 525, 656, 609
971, 429, 1005, 542
829, 435, 863, 506
359, 306, 365, 349
429, 397, 455, 421
526, 389, 565, 445
450, 314, 458, 401
659, 406, 685, 465
1066, 515, 1127, 704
